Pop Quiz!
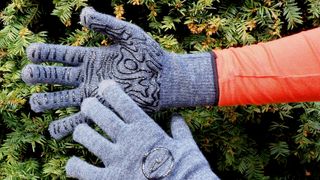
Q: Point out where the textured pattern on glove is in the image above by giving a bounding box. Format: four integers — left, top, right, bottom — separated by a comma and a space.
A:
23, 7, 164, 113
21, 7, 217, 140
66, 80, 219, 180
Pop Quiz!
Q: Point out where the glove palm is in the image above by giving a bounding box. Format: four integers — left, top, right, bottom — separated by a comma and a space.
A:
22, 7, 217, 139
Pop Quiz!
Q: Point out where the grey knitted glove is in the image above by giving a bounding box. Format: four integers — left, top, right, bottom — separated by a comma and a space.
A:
21, 7, 218, 139
66, 80, 219, 180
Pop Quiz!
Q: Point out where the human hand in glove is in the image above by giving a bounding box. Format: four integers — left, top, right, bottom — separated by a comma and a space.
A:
66, 80, 219, 180
21, 7, 218, 139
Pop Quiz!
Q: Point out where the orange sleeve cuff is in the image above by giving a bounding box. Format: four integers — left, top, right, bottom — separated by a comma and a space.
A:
214, 27, 320, 106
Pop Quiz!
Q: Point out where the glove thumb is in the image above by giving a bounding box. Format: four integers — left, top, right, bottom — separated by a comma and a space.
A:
170, 114, 193, 140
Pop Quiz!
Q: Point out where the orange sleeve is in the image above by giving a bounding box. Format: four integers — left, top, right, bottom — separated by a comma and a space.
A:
214, 27, 320, 106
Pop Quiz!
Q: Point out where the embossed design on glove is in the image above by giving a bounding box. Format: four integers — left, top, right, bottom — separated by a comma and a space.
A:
21, 7, 166, 139
142, 147, 174, 179
22, 7, 217, 140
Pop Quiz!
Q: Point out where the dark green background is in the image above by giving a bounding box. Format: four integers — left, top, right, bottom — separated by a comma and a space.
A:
0, 0, 320, 179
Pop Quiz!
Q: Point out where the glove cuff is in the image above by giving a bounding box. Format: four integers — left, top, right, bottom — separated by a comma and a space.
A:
159, 52, 218, 109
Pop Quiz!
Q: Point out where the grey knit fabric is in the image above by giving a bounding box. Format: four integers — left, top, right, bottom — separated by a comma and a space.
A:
160, 53, 216, 108
66, 80, 219, 180
21, 7, 217, 139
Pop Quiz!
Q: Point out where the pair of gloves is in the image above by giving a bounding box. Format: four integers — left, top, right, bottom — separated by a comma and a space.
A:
22, 7, 219, 179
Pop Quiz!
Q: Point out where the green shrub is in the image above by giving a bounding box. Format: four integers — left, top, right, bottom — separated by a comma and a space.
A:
0, 0, 319, 179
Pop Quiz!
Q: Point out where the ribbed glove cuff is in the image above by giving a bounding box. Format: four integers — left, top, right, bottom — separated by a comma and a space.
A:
159, 52, 218, 108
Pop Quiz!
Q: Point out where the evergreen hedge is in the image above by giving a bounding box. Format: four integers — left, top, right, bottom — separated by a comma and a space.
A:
0, 0, 320, 179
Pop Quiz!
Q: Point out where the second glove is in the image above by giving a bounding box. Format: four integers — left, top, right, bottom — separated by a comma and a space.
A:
66, 80, 219, 180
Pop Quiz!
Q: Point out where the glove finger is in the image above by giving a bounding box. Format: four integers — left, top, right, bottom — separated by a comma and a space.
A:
49, 112, 89, 140
21, 64, 82, 86
170, 115, 193, 140
73, 124, 115, 161
81, 98, 126, 141
30, 88, 83, 112
80, 7, 143, 41
66, 156, 104, 180
26, 43, 90, 65
98, 80, 149, 124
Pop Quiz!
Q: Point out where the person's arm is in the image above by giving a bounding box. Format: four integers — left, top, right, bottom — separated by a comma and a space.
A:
214, 27, 320, 106
21, 6, 319, 139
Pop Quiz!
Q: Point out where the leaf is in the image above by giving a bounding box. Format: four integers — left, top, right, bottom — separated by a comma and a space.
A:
283, 0, 303, 29
269, 141, 290, 159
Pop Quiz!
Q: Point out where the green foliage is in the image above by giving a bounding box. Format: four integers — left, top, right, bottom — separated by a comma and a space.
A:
0, 0, 319, 179
51, 0, 88, 26
283, 0, 303, 29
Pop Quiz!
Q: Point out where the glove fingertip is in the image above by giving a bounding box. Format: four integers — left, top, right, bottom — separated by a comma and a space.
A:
29, 94, 43, 113
26, 43, 43, 63
66, 156, 102, 179
171, 114, 185, 126
170, 114, 193, 139
48, 122, 66, 140
98, 80, 119, 97
80, 6, 97, 27
48, 123, 60, 140
65, 156, 82, 178
21, 65, 36, 85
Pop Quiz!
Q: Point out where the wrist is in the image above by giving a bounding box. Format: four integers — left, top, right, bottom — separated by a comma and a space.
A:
159, 52, 218, 109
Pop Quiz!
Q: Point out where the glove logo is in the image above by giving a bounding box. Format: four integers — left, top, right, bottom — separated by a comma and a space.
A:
142, 147, 174, 179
